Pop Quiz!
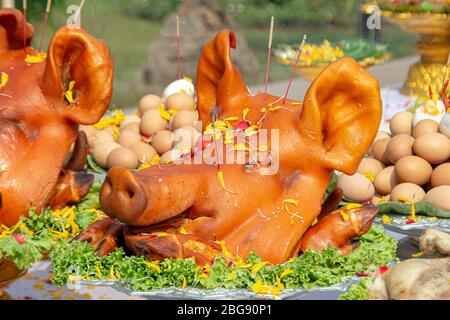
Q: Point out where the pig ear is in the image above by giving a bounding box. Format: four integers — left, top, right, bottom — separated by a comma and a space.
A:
299, 58, 382, 174
43, 26, 114, 125
0, 8, 34, 52
196, 30, 249, 124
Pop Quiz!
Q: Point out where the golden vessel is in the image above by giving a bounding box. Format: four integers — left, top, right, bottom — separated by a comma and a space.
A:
363, 2, 450, 97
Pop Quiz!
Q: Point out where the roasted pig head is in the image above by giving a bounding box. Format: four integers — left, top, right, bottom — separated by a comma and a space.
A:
0, 9, 113, 226
99, 30, 381, 264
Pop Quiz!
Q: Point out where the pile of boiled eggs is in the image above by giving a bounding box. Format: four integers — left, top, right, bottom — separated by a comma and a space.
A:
337, 98, 450, 212
81, 79, 201, 170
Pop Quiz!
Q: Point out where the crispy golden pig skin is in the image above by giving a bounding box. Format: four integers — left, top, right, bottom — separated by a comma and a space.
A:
92, 30, 381, 264
0, 9, 113, 226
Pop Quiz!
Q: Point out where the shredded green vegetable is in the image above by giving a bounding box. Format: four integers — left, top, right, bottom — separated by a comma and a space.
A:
50, 225, 397, 296
0, 180, 104, 270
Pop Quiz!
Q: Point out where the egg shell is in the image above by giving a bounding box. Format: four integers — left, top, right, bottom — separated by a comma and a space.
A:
160, 149, 183, 163
140, 109, 168, 136
413, 132, 450, 165
166, 92, 196, 112
336, 173, 375, 203
121, 122, 141, 133
412, 119, 439, 138
424, 186, 450, 211
357, 158, 385, 177
89, 130, 114, 148
139, 95, 162, 114
151, 130, 174, 155
162, 79, 195, 98
374, 166, 398, 195
170, 110, 198, 130
390, 111, 413, 136
439, 112, 450, 138
80, 125, 98, 138
120, 115, 141, 129
92, 141, 121, 168
102, 126, 115, 135
390, 183, 425, 203
129, 142, 158, 163
117, 130, 142, 148
173, 126, 200, 149
371, 193, 390, 205
371, 138, 391, 165
373, 131, 390, 143
107, 147, 139, 169
395, 155, 433, 185
385, 134, 414, 163
413, 100, 446, 126
431, 163, 450, 187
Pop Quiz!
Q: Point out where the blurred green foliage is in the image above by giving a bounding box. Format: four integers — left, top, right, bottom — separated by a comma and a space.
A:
217, 0, 361, 27
22, 0, 416, 107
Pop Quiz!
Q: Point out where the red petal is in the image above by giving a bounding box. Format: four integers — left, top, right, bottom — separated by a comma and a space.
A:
13, 234, 25, 244
375, 265, 389, 278
356, 272, 369, 277
235, 121, 250, 132
405, 219, 415, 225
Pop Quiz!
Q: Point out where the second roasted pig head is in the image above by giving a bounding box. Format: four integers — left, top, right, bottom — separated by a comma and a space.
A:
0, 9, 113, 226
100, 30, 382, 264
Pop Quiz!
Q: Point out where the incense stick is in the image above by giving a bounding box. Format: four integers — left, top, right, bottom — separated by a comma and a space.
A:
74, 0, 86, 26
176, 16, 182, 79
264, 16, 275, 96
441, 51, 450, 92
282, 34, 307, 103
23, 0, 27, 49
39, 0, 53, 51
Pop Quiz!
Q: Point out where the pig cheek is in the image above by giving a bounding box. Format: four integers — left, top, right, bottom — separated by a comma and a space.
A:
0, 122, 28, 164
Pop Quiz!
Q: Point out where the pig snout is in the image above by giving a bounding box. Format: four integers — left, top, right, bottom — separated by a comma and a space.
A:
100, 166, 148, 224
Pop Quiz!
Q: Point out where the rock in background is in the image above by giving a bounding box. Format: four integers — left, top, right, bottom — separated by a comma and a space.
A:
137, 0, 259, 95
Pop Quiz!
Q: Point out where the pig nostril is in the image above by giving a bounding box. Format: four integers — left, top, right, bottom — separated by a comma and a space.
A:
127, 189, 135, 199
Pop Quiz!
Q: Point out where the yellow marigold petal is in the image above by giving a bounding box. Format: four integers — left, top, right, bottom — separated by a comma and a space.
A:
65, 80, 76, 104
261, 107, 267, 113
340, 211, 349, 221
217, 171, 237, 194
345, 203, 362, 210
179, 227, 188, 235
32, 284, 45, 291
95, 265, 103, 279
25, 52, 47, 64
365, 171, 375, 182
150, 232, 170, 237
251, 262, 269, 274
280, 269, 294, 278
0, 72, 9, 89
144, 260, 161, 273
283, 199, 299, 206
94, 109, 126, 129
243, 108, 250, 120
150, 155, 161, 165
226, 270, 237, 281
224, 116, 240, 121
183, 76, 193, 83
182, 276, 187, 289
159, 104, 172, 121
291, 102, 301, 106
112, 126, 120, 140
412, 251, 424, 258
311, 217, 318, 226
381, 215, 392, 224
232, 143, 249, 152
257, 145, 269, 152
